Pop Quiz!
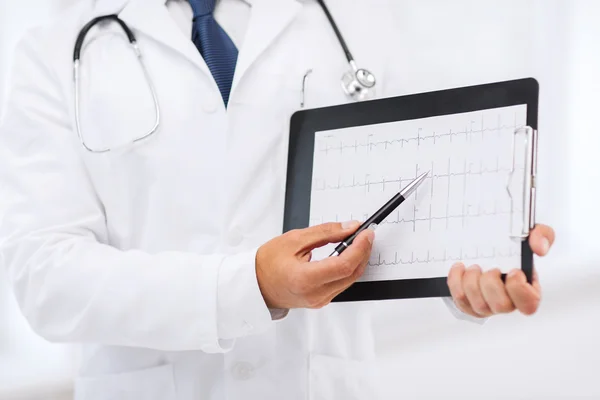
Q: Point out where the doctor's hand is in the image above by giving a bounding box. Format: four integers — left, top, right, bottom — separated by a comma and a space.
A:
256, 221, 374, 310
447, 224, 555, 318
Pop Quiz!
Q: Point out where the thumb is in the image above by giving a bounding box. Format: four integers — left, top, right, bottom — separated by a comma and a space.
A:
297, 221, 361, 253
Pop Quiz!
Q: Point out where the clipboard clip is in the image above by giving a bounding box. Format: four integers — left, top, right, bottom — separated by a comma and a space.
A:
506, 126, 538, 241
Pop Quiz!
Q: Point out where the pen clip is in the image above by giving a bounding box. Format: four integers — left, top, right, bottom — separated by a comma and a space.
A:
506, 126, 537, 241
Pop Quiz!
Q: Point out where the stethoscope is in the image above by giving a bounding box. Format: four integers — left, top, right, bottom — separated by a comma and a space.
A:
73, 0, 377, 153
315, 0, 376, 102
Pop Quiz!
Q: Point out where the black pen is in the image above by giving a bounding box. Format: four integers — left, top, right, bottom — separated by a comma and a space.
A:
329, 171, 429, 256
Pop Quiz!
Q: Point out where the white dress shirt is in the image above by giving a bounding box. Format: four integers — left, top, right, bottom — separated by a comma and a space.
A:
166, 0, 251, 49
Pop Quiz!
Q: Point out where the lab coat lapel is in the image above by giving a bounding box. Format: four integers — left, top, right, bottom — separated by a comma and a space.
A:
231, 0, 302, 94
118, 0, 212, 77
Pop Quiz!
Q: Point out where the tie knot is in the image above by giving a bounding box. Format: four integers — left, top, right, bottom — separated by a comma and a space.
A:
188, 0, 217, 17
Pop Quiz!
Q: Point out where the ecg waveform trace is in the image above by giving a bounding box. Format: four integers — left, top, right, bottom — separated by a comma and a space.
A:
312, 157, 516, 192
309, 203, 519, 232
319, 120, 517, 155
309, 105, 528, 281
367, 246, 520, 267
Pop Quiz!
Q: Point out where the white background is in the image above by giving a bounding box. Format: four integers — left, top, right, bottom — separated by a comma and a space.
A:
0, 3, 78, 399
0, 1, 598, 399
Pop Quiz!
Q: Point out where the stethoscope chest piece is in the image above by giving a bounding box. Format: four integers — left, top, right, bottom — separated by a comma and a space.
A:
341, 63, 376, 102
315, 0, 377, 102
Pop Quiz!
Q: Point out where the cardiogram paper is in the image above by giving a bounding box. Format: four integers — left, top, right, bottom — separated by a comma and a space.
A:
309, 104, 528, 281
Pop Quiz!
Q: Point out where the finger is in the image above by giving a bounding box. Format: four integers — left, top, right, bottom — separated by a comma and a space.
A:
529, 224, 555, 256
480, 269, 515, 314
295, 221, 361, 254
532, 268, 541, 294
324, 248, 371, 293
447, 263, 479, 317
505, 269, 541, 316
311, 257, 370, 308
301, 232, 373, 308
305, 229, 374, 284
463, 265, 492, 317
300, 252, 312, 263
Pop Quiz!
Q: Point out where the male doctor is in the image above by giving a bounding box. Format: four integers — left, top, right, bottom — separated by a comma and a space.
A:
0, 0, 555, 399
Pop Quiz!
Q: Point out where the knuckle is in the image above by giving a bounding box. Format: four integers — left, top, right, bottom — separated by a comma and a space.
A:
285, 229, 302, 242
288, 272, 310, 294
313, 300, 330, 309
447, 269, 458, 281
306, 295, 325, 309
319, 223, 335, 236
480, 275, 496, 292
505, 277, 520, 291
338, 259, 356, 277
451, 262, 466, 271
487, 268, 502, 277
352, 263, 367, 280
285, 228, 300, 237
454, 291, 468, 304
446, 274, 456, 288
463, 279, 478, 294
471, 299, 490, 315
491, 298, 513, 313
469, 264, 483, 274
319, 299, 333, 308
521, 299, 540, 316
361, 236, 374, 252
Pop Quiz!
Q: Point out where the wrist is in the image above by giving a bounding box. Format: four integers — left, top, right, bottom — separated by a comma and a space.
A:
255, 244, 282, 309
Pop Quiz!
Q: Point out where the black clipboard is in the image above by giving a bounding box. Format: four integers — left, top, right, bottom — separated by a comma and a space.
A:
283, 78, 539, 302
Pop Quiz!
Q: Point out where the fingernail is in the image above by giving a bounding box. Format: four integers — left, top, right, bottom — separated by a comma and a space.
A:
368, 223, 378, 231
541, 238, 550, 255
508, 269, 520, 278
342, 220, 359, 229
365, 229, 375, 244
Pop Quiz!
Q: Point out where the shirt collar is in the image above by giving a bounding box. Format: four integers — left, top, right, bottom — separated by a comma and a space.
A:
164, 0, 253, 6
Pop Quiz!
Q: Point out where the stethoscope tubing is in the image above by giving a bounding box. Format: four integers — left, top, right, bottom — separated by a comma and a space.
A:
74, 14, 136, 61
72, 14, 160, 153
72, 1, 374, 153
315, 0, 354, 64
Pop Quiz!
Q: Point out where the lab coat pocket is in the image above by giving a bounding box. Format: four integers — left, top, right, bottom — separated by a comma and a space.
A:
74, 364, 176, 400
308, 353, 381, 400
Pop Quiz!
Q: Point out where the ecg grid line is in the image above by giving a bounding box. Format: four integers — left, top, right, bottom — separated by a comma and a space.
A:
309, 105, 528, 281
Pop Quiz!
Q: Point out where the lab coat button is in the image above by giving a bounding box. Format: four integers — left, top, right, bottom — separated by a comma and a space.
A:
231, 362, 255, 380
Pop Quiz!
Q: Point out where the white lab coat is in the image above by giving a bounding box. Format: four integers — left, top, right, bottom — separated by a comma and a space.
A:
0, 0, 537, 399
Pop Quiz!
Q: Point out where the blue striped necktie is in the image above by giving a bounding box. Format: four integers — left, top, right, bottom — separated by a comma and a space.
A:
188, 0, 238, 106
